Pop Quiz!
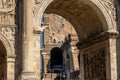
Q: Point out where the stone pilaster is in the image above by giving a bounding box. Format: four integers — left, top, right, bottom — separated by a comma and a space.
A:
70, 35, 79, 71
7, 55, 16, 80
106, 30, 119, 80
33, 29, 42, 79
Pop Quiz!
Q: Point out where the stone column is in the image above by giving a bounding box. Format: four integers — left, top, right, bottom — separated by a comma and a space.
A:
22, 0, 33, 72
71, 35, 79, 70
71, 47, 79, 70
20, 0, 37, 79
42, 53, 51, 79
106, 31, 119, 80
33, 30, 41, 79
7, 56, 15, 80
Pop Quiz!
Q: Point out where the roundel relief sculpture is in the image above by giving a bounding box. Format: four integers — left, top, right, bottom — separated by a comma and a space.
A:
0, 0, 15, 13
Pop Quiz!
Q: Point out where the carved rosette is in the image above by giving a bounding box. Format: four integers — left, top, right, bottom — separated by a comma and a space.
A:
99, 0, 117, 29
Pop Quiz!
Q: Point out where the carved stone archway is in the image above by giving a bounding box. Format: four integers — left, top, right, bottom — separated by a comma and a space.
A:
19, 0, 119, 80
32, 0, 118, 80
0, 32, 15, 79
34, 0, 117, 31
0, 32, 14, 56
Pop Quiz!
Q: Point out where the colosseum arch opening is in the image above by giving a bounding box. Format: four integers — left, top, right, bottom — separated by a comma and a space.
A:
41, 13, 79, 80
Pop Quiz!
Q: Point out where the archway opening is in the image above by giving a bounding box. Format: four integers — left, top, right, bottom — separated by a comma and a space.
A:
50, 47, 63, 73
41, 0, 108, 79
0, 41, 7, 79
44, 0, 108, 41
41, 13, 78, 79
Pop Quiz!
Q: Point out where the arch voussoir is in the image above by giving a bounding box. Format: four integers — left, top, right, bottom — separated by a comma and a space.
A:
0, 32, 14, 56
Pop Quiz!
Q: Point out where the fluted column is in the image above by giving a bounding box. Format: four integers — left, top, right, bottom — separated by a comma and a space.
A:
20, 0, 36, 79
22, 0, 33, 72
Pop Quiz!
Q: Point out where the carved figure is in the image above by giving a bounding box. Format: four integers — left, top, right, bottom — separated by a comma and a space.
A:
2, 0, 7, 8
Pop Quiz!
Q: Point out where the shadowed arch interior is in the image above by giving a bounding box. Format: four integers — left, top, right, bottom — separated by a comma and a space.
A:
44, 0, 108, 41
41, 0, 110, 79
50, 47, 63, 70
0, 40, 7, 79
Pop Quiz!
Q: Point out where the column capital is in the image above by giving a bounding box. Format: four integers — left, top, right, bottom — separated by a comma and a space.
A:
33, 27, 45, 34
33, 21, 49, 34
105, 30, 119, 39
70, 35, 78, 46
7, 55, 16, 63
7, 55, 16, 58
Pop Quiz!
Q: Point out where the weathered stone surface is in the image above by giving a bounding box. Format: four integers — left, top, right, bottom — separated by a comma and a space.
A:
0, 0, 119, 80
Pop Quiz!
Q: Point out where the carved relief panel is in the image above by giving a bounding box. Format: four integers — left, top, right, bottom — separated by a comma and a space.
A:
83, 48, 106, 80
33, 0, 42, 17
0, 0, 16, 25
0, 26, 16, 57
0, 0, 15, 10
0, 26, 15, 41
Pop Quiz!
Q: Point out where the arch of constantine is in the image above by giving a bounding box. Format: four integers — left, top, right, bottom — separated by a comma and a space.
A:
0, 0, 120, 80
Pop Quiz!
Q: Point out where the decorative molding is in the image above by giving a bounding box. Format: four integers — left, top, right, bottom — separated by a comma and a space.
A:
33, 0, 44, 17
0, 13, 15, 25
33, 27, 44, 34
106, 30, 119, 39
98, 0, 116, 29
0, 32, 14, 56
7, 55, 16, 63
77, 31, 119, 49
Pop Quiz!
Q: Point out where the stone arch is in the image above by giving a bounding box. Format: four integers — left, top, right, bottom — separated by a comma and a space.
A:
50, 47, 63, 68
33, 1, 118, 79
89, 0, 116, 30
0, 32, 15, 79
35, 0, 116, 31
0, 32, 14, 57
0, 39, 7, 79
